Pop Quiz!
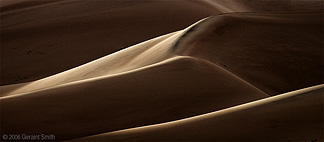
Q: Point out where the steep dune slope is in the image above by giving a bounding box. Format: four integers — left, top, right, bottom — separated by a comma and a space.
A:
4, 12, 322, 97
1, 18, 206, 97
174, 12, 323, 95
0, 56, 267, 141
0, 0, 219, 85
74, 84, 323, 141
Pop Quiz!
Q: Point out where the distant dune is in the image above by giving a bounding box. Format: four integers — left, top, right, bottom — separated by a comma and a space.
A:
0, 0, 323, 141
203, 0, 324, 12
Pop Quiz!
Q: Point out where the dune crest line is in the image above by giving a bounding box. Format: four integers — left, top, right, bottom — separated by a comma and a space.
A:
1, 17, 210, 97
73, 84, 323, 141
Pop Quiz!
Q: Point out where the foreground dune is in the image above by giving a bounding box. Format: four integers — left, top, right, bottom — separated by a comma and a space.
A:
0, 55, 267, 141
73, 84, 324, 141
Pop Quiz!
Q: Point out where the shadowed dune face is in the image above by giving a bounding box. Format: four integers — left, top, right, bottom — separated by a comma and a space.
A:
2, 0, 322, 86
174, 13, 323, 95
75, 85, 323, 141
0, 0, 219, 85
240, 0, 324, 12
0, 57, 267, 141
4, 12, 322, 97
1, 32, 178, 97
205, 0, 324, 12
0, 18, 206, 97
0, 0, 62, 13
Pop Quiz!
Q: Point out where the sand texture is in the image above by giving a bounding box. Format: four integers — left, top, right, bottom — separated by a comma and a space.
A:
0, 0, 323, 141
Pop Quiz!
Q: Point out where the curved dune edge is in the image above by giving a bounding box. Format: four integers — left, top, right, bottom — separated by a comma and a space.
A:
0, 55, 267, 100
0, 55, 268, 141
173, 12, 323, 95
1, 1, 322, 141
2, 3, 322, 96
0, 17, 209, 97
72, 84, 324, 141
0, 32, 177, 97
2, 12, 322, 97
0, 32, 178, 97
202, 0, 235, 13
1, 0, 221, 86
0, 0, 72, 15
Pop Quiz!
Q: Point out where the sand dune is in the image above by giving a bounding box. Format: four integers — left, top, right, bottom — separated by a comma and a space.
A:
0, 55, 267, 141
2, 0, 321, 86
0, 0, 219, 85
1, 0, 323, 141
174, 12, 323, 95
74, 84, 323, 141
3, 9, 322, 97
1, 18, 207, 97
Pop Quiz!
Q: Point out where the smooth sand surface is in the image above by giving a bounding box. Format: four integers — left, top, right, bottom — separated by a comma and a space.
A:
174, 12, 323, 95
0, 55, 267, 141
0, 0, 220, 85
205, 0, 324, 12
0, 0, 65, 14
0, 0, 29, 7
0, 18, 207, 97
73, 84, 323, 141
1, 0, 323, 141
2, 11, 322, 97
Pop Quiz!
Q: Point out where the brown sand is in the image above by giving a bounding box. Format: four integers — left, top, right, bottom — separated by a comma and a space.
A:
174, 12, 323, 95
74, 85, 323, 141
0, 18, 207, 97
203, 0, 324, 12
0, 0, 323, 141
0, 0, 220, 85
0, 56, 267, 141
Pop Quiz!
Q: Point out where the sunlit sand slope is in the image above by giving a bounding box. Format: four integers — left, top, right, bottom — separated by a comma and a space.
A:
0, 56, 267, 141
74, 84, 323, 141
1, 18, 207, 97
0, 0, 219, 85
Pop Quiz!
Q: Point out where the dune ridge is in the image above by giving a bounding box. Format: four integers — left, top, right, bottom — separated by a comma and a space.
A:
1, 17, 208, 97
0, 0, 72, 15
0, 0, 220, 86
73, 84, 324, 141
1, 0, 323, 141
7, 11, 322, 97
0, 55, 268, 141
173, 12, 323, 95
